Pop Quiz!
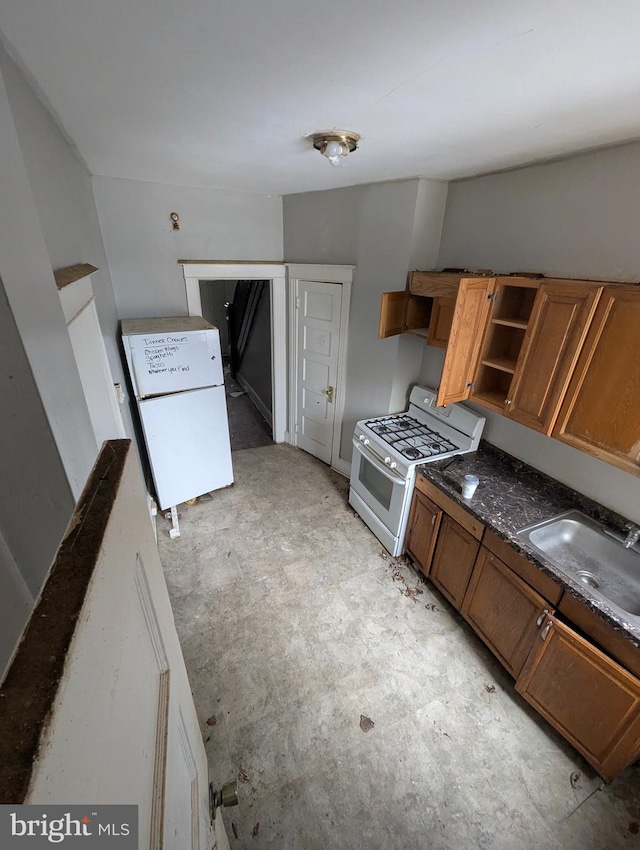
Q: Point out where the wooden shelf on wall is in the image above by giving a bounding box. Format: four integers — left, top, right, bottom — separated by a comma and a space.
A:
53, 264, 98, 290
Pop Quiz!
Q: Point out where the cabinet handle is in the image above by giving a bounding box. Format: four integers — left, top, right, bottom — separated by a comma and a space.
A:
504, 399, 512, 406
536, 608, 549, 627
540, 621, 552, 641
431, 514, 437, 526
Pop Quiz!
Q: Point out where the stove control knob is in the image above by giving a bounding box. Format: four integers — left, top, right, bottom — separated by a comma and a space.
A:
384, 457, 397, 469
359, 435, 370, 446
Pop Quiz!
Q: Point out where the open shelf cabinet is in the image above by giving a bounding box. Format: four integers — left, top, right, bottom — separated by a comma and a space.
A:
470, 280, 539, 411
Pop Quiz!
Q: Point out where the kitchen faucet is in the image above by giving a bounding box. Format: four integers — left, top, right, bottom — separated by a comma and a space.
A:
623, 524, 640, 548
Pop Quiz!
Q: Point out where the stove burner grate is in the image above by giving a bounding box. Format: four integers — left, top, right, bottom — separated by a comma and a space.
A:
363, 413, 459, 461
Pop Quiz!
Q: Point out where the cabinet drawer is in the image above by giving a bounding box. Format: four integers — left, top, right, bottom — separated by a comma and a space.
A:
482, 529, 563, 605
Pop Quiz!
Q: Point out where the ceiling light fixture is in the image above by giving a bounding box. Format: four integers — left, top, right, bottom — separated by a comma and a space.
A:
313, 130, 360, 167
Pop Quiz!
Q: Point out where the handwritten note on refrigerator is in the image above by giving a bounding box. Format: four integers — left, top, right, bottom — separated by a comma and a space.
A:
143, 336, 192, 375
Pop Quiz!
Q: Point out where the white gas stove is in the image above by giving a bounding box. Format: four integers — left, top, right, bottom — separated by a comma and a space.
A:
349, 386, 485, 556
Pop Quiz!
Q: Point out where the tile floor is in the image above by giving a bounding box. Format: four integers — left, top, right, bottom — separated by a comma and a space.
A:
158, 444, 640, 849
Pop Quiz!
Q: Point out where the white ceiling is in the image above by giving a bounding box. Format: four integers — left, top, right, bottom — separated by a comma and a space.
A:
2, 0, 640, 196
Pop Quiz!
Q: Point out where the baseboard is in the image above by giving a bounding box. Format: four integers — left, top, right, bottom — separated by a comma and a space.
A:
235, 373, 273, 427
331, 457, 351, 479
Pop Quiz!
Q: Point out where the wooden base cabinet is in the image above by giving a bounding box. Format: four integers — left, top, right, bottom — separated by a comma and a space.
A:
429, 516, 480, 609
404, 490, 442, 576
405, 478, 640, 778
516, 616, 640, 780
461, 546, 552, 678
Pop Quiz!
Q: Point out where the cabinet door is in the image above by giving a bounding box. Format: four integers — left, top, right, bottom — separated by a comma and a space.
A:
379, 292, 433, 340
405, 490, 442, 576
516, 616, 640, 780
506, 280, 602, 434
429, 516, 480, 609
461, 547, 552, 678
553, 285, 640, 476
379, 291, 407, 338
428, 297, 455, 348
436, 277, 496, 407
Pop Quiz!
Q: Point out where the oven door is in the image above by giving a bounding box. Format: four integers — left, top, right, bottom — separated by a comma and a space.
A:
350, 437, 409, 542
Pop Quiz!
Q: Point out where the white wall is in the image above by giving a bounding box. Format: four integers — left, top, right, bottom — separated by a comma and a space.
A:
0, 49, 97, 501
0, 48, 130, 436
439, 142, 640, 281
428, 143, 640, 522
0, 527, 33, 680
0, 272, 73, 596
0, 44, 137, 670
284, 178, 448, 460
93, 176, 283, 319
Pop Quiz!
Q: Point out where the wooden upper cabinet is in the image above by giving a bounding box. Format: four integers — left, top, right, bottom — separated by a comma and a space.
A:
379, 272, 476, 346
516, 615, 640, 780
379, 292, 433, 341
466, 278, 538, 412
505, 280, 602, 434
436, 277, 497, 407
552, 284, 640, 476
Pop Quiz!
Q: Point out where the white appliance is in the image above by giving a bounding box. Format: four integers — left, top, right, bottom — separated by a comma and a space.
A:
349, 385, 485, 556
121, 317, 233, 510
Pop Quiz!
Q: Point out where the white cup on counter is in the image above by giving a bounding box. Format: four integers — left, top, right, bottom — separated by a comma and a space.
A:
461, 474, 479, 499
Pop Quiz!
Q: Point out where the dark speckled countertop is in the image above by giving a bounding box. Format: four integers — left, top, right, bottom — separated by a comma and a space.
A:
417, 441, 640, 648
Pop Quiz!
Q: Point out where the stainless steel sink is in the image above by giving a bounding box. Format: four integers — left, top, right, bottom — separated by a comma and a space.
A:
517, 510, 640, 620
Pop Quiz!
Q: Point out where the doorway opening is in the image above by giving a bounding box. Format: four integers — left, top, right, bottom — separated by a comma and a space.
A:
183, 263, 287, 446
198, 278, 272, 451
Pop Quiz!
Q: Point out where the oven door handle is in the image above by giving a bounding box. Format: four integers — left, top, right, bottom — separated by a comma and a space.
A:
352, 437, 406, 483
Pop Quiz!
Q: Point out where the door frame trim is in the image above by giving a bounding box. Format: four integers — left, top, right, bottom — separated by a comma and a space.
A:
182, 263, 288, 443
286, 264, 354, 476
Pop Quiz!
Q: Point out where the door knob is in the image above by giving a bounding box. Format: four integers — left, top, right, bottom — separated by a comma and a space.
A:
210, 780, 239, 818
325, 386, 335, 403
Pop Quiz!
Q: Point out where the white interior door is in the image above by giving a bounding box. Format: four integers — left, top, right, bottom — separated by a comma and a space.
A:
296, 280, 342, 464
1, 442, 226, 848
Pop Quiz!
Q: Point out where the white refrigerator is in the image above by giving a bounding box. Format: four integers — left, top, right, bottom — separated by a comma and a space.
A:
121, 317, 233, 510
